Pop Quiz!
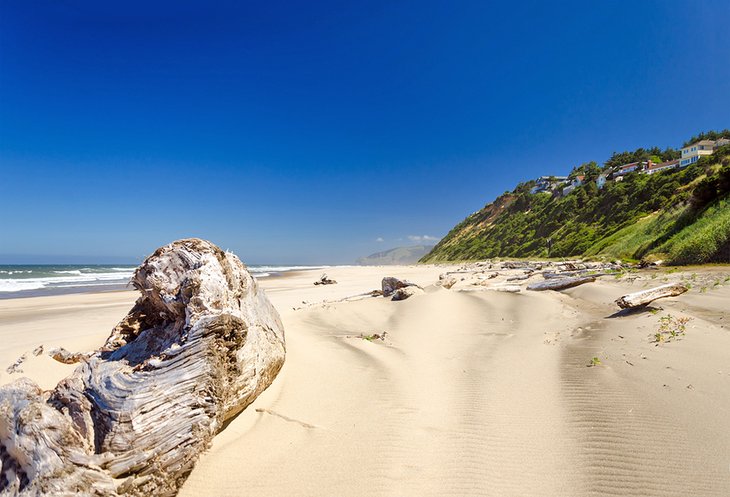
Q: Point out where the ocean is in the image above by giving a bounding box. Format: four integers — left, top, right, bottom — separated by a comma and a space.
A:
0, 264, 327, 299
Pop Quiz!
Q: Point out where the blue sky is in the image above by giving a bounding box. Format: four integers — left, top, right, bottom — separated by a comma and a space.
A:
1, 0, 728, 264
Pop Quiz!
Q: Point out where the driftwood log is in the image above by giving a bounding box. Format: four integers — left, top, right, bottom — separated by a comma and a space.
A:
542, 270, 580, 279
0, 238, 285, 496
527, 275, 596, 291
615, 283, 688, 309
391, 286, 424, 301
5, 355, 26, 375
48, 347, 91, 364
381, 277, 417, 297
313, 273, 337, 285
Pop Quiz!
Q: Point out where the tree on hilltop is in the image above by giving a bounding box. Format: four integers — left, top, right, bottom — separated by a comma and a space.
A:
683, 129, 730, 147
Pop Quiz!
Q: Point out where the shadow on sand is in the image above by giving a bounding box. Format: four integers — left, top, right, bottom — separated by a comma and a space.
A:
605, 305, 662, 319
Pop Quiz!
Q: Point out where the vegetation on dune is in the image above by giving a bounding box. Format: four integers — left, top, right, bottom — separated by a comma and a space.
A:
422, 137, 730, 266
655, 197, 730, 264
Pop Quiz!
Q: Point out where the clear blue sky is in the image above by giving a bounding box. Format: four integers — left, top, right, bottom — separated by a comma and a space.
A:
1, 1, 728, 264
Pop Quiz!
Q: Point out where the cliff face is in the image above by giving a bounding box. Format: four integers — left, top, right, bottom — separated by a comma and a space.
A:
422, 147, 730, 265
420, 194, 516, 263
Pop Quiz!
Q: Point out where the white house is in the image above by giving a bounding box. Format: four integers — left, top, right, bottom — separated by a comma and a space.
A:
645, 159, 680, 175
530, 175, 568, 194
680, 140, 717, 167
614, 161, 650, 176
596, 174, 607, 189
561, 175, 584, 196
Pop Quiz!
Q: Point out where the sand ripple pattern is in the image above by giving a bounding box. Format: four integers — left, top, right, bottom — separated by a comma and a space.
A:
181, 285, 730, 497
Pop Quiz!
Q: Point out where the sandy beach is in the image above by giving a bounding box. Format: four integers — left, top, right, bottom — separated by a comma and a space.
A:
2, 264, 729, 496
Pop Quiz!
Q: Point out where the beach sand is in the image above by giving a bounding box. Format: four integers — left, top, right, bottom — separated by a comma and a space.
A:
1, 265, 729, 496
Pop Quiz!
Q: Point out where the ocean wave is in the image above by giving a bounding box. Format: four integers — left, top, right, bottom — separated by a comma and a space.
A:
0, 264, 317, 294
0, 280, 47, 292
0, 271, 134, 293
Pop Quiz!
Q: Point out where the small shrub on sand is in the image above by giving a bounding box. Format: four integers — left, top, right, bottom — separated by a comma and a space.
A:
653, 315, 691, 344
587, 357, 602, 367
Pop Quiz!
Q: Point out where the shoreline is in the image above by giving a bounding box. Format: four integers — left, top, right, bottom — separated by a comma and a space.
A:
0, 267, 309, 301
2, 263, 729, 495
0, 283, 134, 301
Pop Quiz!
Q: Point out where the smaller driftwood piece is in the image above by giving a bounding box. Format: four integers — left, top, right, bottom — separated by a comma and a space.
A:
381, 276, 417, 297
527, 276, 596, 292
313, 273, 337, 285
615, 283, 688, 309
0, 238, 286, 496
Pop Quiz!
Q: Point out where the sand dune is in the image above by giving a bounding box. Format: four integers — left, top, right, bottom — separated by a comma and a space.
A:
1, 265, 729, 496
180, 266, 730, 496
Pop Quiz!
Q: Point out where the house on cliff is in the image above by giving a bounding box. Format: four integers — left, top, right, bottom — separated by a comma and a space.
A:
561, 175, 584, 196
614, 161, 650, 176
679, 139, 728, 167
645, 159, 680, 175
530, 175, 568, 194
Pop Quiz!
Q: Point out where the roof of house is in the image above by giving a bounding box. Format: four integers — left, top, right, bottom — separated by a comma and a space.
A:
648, 159, 679, 170
685, 140, 716, 148
538, 175, 567, 181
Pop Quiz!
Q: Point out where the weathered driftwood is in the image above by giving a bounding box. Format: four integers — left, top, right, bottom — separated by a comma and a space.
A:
501, 261, 531, 270
48, 347, 91, 364
5, 354, 26, 374
381, 276, 417, 297
313, 273, 337, 285
291, 290, 385, 310
543, 270, 614, 280
0, 239, 285, 496
391, 286, 424, 301
615, 283, 688, 309
527, 275, 596, 291
542, 270, 580, 279
440, 276, 457, 289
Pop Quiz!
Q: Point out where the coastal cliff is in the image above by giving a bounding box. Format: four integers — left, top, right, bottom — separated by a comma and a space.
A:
423, 135, 730, 265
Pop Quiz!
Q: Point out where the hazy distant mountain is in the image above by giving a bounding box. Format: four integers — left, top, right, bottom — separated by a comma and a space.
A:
357, 245, 434, 266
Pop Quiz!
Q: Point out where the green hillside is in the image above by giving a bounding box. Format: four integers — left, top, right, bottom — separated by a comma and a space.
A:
422, 137, 730, 265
